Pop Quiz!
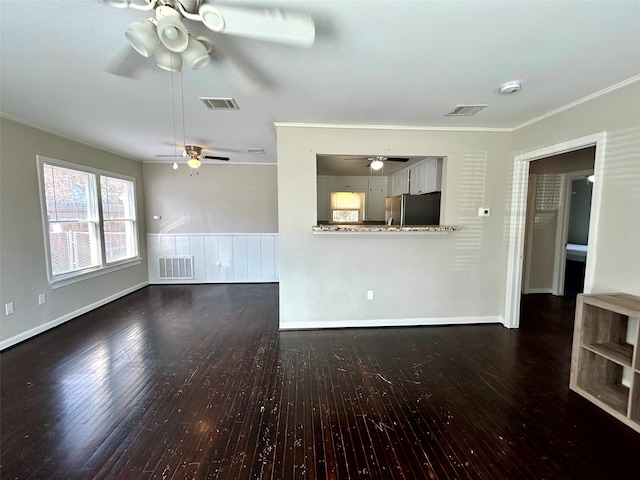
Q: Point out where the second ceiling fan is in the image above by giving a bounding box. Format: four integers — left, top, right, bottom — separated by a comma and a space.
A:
156, 145, 229, 170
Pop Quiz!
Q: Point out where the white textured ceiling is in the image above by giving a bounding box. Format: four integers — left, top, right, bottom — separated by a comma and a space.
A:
1, 0, 640, 167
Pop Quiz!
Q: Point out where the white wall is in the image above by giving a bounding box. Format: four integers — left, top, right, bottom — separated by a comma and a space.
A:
276, 125, 512, 328
0, 118, 148, 348
143, 163, 278, 234
513, 81, 640, 297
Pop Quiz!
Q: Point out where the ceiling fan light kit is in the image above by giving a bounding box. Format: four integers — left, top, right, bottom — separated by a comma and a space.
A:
370, 158, 384, 170
182, 36, 210, 70
187, 157, 202, 169
155, 44, 182, 71
125, 19, 160, 57
155, 6, 190, 52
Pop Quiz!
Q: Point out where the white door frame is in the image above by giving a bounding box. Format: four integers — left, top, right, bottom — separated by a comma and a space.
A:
503, 132, 607, 328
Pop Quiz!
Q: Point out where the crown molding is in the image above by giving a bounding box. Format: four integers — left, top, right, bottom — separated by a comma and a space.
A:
273, 122, 512, 132
513, 74, 640, 131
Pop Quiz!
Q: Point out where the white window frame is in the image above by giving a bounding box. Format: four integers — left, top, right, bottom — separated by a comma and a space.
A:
37, 155, 141, 288
330, 192, 365, 224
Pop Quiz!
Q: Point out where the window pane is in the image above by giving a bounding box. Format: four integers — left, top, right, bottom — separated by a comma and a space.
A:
43, 164, 95, 221
332, 210, 360, 223
49, 222, 100, 275
104, 220, 136, 263
101, 176, 134, 220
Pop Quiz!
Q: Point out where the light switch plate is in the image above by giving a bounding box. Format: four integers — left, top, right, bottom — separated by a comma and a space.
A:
39, 294, 46, 305
5, 302, 15, 315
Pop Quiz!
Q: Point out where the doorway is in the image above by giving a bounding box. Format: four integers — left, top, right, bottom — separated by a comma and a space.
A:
522, 148, 595, 298
504, 132, 605, 328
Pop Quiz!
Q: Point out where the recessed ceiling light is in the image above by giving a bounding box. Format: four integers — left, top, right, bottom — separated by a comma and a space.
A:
499, 81, 522, 95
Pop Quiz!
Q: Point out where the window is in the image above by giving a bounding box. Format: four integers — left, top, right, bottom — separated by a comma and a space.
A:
39, 157, 139, 283
101, 176, 137, 263
331, 192, 365, 223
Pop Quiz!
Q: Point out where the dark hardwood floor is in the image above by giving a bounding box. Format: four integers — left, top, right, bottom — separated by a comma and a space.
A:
2, 285, 639, 479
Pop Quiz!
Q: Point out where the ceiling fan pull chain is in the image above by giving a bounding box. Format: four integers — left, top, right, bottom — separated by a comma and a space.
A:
180, 68, 186, 149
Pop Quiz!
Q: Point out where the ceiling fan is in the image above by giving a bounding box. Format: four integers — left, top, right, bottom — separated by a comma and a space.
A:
103, 0, 315, 77
344, 156, 410, 170
156, 144, 229, 170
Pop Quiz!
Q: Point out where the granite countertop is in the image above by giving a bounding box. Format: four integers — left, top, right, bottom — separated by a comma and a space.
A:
312, 224, 461, 233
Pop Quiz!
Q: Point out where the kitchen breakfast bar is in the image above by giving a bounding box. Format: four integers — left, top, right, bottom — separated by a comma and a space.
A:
312, 224, 460, 233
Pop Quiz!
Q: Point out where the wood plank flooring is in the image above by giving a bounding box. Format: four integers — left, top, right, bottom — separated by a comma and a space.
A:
2, 285, 640, 479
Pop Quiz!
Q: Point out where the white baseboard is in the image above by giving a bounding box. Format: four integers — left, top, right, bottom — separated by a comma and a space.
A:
525, 288, 554, 294
149, 279, 278, 284
0, 282, 149, 351
279, 316, 501, 330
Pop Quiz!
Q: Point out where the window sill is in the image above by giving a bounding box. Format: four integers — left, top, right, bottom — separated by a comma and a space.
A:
50, 258, 142, 289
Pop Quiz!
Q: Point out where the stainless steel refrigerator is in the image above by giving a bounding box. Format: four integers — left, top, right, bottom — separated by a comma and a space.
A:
385, 192, 441, 225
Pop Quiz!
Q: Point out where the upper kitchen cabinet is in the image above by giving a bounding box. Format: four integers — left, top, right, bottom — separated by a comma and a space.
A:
331, 176, 368, 191
366, 177, 387, 221
390, 169, 410, 196
410, 158, 443, 194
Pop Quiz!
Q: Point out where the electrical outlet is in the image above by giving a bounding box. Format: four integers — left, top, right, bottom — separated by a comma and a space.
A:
38, 294, 46, 305
367, 290, 374, 300
478, 207, 491, 217
5, 302, 15, 315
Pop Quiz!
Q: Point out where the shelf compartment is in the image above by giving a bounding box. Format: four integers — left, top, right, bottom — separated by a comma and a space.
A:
631, 373, 640, 423
582, 342, 633, 367
577, 349, 630, 416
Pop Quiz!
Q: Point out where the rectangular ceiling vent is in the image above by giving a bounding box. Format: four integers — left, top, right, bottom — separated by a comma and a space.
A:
446, 104, 487, 116
199, 97, 239, 110
247, 148, 265, 154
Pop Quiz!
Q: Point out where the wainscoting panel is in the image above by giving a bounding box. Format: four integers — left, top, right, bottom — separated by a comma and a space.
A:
148, 234, 279, 284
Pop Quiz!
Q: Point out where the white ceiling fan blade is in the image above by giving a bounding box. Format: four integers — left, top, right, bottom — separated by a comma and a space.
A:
198, 4, 315, 48
105, 42, 146, 78
208, 47, 261, 94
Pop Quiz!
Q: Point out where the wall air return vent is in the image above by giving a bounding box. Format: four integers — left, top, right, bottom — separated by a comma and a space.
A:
446, 104, 487, 116
199, 97, 239, 110
159, 256, 194, 280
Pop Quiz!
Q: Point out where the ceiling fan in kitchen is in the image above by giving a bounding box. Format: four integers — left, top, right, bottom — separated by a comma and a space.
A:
103, 0, 315, 80
345, 156, 410, 171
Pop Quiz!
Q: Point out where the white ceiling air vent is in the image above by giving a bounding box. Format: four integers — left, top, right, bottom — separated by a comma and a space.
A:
446, 104, 487, 116
247, 148, 265, 154
199, 97, 239, 110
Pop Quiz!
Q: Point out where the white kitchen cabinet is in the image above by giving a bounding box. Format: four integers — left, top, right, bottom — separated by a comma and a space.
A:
331, 176, 368, 191
390, 169, 409, 196
366, 177, 387, 221
409, 162, 426, 194
409, 158, 443, 194
424, 158, 443, 193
